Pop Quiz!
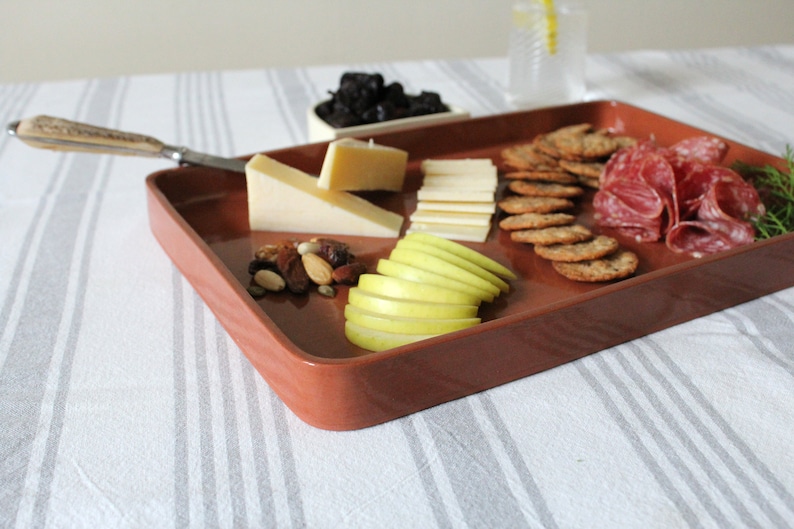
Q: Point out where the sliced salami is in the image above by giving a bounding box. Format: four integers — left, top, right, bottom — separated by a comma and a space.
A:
593, 135, 762, 257
666, 219, 755, 256
670, 136, 729, 165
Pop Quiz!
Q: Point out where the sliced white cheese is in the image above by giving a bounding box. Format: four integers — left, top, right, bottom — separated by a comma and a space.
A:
416, 188, 495, 203
406, 222, 492, 243
246, 153, 404, 238
410, 210, 493, 227
421, 158, 495, 175
421, 174, 498, 189
415, 201, 496, 214
317, 138, 408, 191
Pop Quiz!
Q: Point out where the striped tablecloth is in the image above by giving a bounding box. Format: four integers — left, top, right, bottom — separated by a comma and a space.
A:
1, 45, 793, 528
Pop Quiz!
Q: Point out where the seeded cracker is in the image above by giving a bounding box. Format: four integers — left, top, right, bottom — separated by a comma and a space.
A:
510, 224, 592, 245
552, 250, 639, 282
501, 144, 560, 171
508, 180, 585, 198
534, 235, 620, 262
505, 170, 579, 184
498, 212, 576, 231
554, 131, 620, 161
498, 195, 575, 214
558, 159, 604, 178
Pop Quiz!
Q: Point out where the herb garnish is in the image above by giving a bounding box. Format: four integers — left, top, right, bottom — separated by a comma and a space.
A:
732, 145, 794, 240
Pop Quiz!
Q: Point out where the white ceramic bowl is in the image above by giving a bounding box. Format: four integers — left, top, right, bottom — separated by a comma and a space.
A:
307, 101, 470, 143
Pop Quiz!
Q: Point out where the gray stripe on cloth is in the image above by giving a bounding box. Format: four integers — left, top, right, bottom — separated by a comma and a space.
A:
646, 335, 794, 518
0, 77, 122, 529
400, 417, 454, 529
596, 54, 785, 152
206, 70, 249, 528
615, 343, 767, 528
423, 399, 532, 528
172, 267, 190, 529
193, 291, 220, 529
590, 353, 734, 527
575, 359, 705, 529
724, 300, 794, 375
438, 59, 511, 115
268, 67, 313, 144
632, 339, 793, 528
172, 72, 191, 529
671, 50, 794, 119
0, 83, 38, 157
240, 360, 278, 528
271, 389, 306, 527
739, 46, 794, 79
477, 393, 560, 529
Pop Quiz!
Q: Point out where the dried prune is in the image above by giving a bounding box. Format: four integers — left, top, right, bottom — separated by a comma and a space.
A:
319, 72, 449, 129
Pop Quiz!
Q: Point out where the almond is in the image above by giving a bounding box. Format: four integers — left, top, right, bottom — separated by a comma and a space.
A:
301, 252, 334, 285
253, 269, 286, 292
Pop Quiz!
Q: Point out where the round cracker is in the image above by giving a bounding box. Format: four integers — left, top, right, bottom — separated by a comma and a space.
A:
504, 170, 579, 184
534, 235, 620, 262
498, 212, 576, 231
508, 180, 584, 198
558, 159, 604, 178
554, 132, 619, 161
551, 249, 639, 282
501, 144, 560, 171
510, 224, 592, 245
498, 195, 575, 214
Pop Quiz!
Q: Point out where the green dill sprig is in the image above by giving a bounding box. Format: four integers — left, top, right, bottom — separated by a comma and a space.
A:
731, 145, 794, 240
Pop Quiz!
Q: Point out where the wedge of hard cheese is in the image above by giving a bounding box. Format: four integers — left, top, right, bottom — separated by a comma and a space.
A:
246, 154, 404, 238
318, 138, 408, 191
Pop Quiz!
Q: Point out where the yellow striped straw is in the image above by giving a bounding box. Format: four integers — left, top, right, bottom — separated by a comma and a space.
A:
512, 0, 558, 55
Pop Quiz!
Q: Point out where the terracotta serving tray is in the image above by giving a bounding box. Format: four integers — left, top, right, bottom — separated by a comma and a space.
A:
145, 100, 793, 431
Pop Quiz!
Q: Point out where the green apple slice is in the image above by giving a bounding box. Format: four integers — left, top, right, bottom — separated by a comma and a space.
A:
348, 287, 479, 319
392, 241, 510, 293
357, 274, 481, 306
376, 259, 495, 303
388, 248, 501, 298
345, 305, 480, 335
404, 232, 516, 279
344, 321, 439, 352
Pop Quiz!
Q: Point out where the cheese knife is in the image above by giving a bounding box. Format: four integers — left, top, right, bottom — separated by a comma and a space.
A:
6, 115, 248, 173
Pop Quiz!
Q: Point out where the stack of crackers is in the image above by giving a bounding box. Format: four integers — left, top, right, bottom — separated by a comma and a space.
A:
496, 124, 640, 283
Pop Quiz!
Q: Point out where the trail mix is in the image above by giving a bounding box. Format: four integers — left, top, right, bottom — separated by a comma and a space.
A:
247, 238, 367, 298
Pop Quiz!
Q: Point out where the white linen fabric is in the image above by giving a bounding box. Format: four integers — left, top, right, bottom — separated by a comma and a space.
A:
1, 46, 793, 529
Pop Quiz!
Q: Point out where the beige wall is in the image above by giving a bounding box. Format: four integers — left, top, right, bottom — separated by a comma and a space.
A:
2, 0, 793, 83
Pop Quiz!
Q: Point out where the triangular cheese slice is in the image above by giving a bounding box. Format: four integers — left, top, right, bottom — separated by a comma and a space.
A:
246, 154, 404, 238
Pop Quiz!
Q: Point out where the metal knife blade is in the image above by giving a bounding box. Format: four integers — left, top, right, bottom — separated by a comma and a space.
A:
6, 115, 248, 173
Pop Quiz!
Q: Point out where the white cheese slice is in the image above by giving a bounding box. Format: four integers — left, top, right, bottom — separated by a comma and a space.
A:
410, 210, 493, 227
421, 174, 498, 189
317, 138, 408, 191
421, 158, 495, 175
406, 222, 492, 243
415, 201, 496, 214
416, 188, 495, 203
246, 154, 404, 238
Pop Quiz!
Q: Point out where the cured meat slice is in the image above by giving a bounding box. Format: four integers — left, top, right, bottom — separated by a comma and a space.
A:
666, 219, 755, 256
593, 190, 663, 242
670, 136, 729, 165
698, 178, 765, 223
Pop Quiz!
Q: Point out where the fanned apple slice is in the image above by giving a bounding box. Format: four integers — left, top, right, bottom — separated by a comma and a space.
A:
344, 305, 480, 335
357, 274, 482, 306
376, 259, 495, 303
404, 232, 516, 279
388, 248, 501, 297
344, 321, 439, 352
394, 239, 509, 293
348, 288, 479, 319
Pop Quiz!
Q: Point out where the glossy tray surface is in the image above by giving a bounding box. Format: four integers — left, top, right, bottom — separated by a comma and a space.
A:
145, 101, 793, 430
